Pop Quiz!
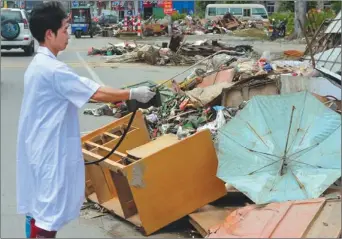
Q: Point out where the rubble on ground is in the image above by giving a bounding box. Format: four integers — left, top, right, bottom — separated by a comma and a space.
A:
92, 39, 257, 67
95, 14, 268, 38
172, 13, 267, 36
83, 15, 341, 237
85, 35, 340, 141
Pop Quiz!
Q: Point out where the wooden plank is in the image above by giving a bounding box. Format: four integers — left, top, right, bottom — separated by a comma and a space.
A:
304, 199, 341, 238
271, 198, 326, 238
103, 128, 151, 156
82, 149, 125, 172
206, 198, 326, 238
87, 143, 127, 159
126, 134, 179, 159
110, 171, 138, 218
123, 129, 227, 235
85, 167, 95, 197
104, 132, 120, 139
81, 110, 149, 143
86, 164, 113, 204
103, 168, 118, 198
189, 205, 235, 237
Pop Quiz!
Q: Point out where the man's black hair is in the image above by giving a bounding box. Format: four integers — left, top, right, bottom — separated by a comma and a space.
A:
29, 1, 67, 43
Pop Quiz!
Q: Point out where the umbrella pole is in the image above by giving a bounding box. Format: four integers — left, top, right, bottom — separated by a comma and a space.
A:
280, 106, 296, 176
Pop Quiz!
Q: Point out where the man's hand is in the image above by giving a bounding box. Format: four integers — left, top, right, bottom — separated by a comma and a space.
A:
129, 86, 156, 103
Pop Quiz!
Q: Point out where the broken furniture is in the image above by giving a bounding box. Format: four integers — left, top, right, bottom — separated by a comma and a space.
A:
190, 197, 341, 238
81, 111, 226, 235
221, 75, 280, 107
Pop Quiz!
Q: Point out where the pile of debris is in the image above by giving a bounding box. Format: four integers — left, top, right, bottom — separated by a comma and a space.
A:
96, 38, 257, 66
82, 13, 341, 238
172, 14, 267, 36
85, 41, 340, 140
94, 14, 267, 38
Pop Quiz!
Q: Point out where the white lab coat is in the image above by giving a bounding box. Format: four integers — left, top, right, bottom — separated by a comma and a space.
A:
16, 46, 100, 231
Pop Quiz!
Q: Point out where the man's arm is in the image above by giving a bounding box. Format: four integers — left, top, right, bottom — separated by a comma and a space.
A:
91, 86, 156, 104
91, 86, 130, 103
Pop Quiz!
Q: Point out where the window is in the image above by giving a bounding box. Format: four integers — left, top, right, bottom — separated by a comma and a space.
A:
72, 9, 89, 23
252, 8, 268, 19
243, 8, 251, 17
323, 1, 331, 9
217, 7, 228, 15
208, 7, 216, 16
266, 2, 275, 14
0, 10, 23, 23
229, 8, 242, 15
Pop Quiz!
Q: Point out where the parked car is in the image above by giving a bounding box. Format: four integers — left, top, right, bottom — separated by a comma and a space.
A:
1, 8, 35, 56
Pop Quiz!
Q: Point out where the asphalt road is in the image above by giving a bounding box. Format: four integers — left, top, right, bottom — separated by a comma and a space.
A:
0, 33, 306, 238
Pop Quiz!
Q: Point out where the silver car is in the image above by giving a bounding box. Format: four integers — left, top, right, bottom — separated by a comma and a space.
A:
1, 8, 35, 56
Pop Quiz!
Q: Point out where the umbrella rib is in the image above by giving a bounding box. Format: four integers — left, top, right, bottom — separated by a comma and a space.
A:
288, 159, 323, 169
287, 143, 319, 161
248, 159, 282, 175
219, 131, 281, 159
246, 122, 269, 149
249, 149, 281, 160
284, 105, 296, 156
287, 123, 341, 160
289, 168, 309, 198
256, 99, 283, 153
285, 92, 308, 154
288, 160, 340, 170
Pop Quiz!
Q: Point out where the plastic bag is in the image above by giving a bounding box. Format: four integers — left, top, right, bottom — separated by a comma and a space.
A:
215, 110, 226, 129
260, 51, 271, 62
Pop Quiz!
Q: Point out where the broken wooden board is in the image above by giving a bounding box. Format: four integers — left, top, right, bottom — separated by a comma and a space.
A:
207, 198, 326, 238
126, 134, 179, 159
189, 205, 235, 237
304, 199, 341, 238
191, 198, 339, 238
87, 193, 142, 227
221, 77, 280, 107
191, 198, 341, 238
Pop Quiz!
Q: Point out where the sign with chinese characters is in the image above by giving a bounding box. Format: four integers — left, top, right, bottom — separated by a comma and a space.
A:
163, 0, 172, 15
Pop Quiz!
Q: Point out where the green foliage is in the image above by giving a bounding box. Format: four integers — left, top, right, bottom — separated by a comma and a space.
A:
171, 12, 187, 21
278, 2, 294, 12
305, 8, 337, 30
195, 11, 205, 19
270, 8, 336, 37
195, 1, 212, 19
224, 1, 252, 3
307, 2, 318, 11
331, 1, 342, 14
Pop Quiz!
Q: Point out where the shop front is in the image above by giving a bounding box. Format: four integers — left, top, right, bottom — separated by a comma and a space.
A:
142, 0, 166, 19
111, 1, 136, 21
142, 0, 174, 20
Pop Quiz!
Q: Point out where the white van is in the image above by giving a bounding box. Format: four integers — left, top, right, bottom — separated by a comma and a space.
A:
205, 4, 269, 23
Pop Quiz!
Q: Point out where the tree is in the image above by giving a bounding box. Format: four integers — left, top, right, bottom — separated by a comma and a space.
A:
195, 1, 213, 18
278, 1, 294, 12
331, 1, 342, 14
293, 0, 307, 38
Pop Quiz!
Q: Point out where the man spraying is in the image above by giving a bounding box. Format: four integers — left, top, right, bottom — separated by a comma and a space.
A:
16, 1, 155, 238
